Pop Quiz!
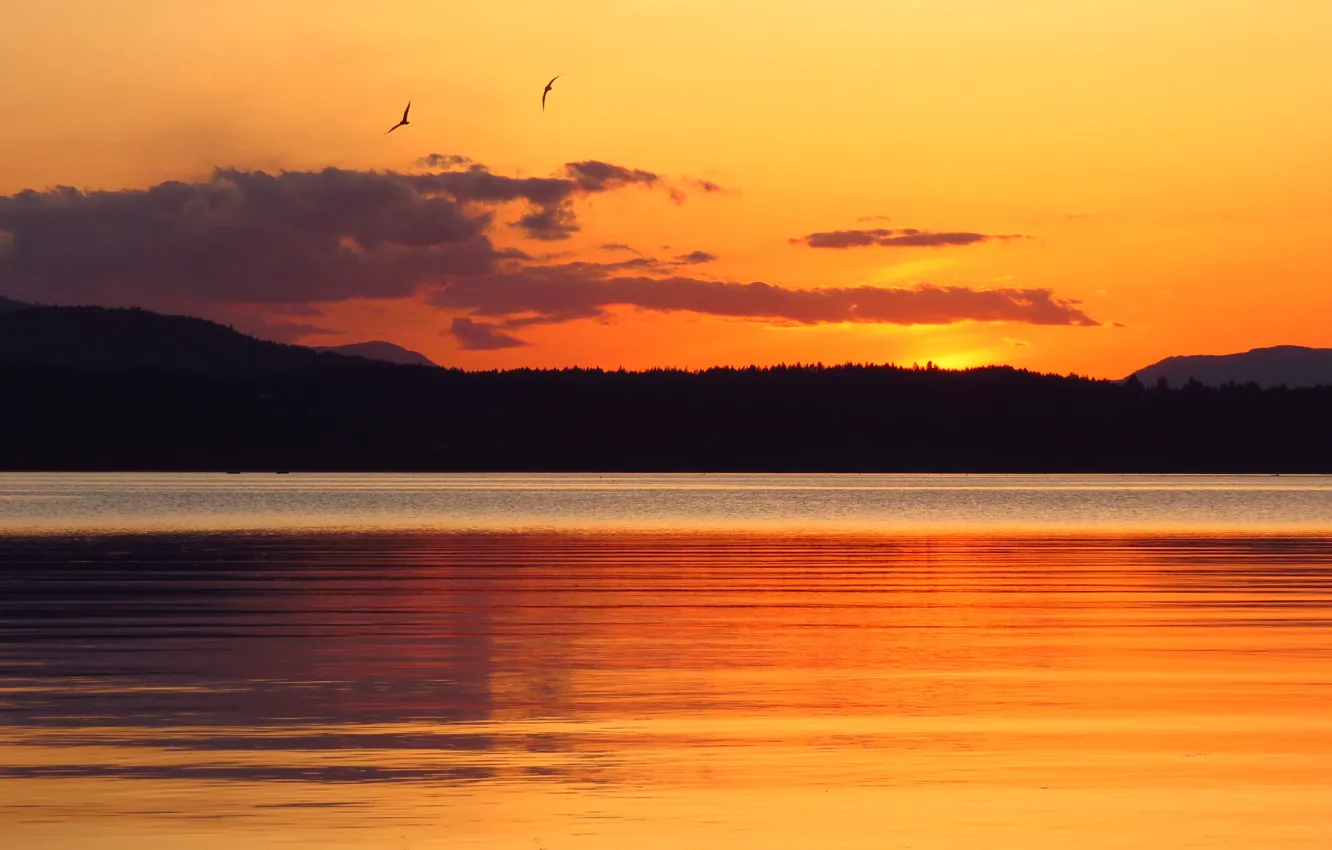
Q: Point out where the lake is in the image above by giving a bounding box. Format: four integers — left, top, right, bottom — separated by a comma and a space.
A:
2, 473, 1332, 849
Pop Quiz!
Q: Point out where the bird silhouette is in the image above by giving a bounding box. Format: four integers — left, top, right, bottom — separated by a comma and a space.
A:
385, 101, 411, 134
542, 76, 561, 112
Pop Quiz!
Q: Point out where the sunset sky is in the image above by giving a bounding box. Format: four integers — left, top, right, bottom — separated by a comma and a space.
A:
2, 0, 1330, 377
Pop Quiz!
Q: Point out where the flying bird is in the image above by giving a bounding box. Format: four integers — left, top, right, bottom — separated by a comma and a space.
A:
542, 76, 561, 112
385, 101, 411, 134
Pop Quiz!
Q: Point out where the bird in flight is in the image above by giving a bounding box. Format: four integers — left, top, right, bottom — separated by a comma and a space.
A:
385, 101, 411, 134
542, 76, 561, 112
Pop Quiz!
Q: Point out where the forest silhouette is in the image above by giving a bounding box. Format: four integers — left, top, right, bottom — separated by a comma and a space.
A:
1, 305, 1329, 472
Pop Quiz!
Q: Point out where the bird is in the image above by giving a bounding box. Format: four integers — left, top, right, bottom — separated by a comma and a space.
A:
385, 101, 411, 134
541, 75, 561, 112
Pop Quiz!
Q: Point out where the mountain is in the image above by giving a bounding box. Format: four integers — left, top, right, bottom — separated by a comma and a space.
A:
2, 302, 1331, 472
1129, 345, 1332, 389
0, 295, 31, 315
0, 304, 394, 375
311, 340, 437, 367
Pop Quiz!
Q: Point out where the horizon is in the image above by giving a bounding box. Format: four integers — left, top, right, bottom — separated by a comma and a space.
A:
5, 297, 1328, 381
3, 1, 1330, 379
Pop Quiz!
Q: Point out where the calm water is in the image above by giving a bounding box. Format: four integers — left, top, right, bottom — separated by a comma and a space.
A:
2, 474, 1332, 849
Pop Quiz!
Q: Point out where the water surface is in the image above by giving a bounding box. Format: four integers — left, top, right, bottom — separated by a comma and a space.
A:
3, 472, 1332, 534
2, 474, 1331, 848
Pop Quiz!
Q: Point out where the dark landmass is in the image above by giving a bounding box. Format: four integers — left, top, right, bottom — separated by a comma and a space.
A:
310, 341, 438, 367
1, 304, 1330, 472
0, 305, 357, 375
1130, 345, 1332, 390
0, 295, 30, 315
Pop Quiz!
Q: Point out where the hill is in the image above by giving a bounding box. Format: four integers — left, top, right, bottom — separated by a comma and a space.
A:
0, 295, 30, 315
0, 303, 1330, 472
1129, 346, 1332, 389
0, 305, 407, 376
310, 341, 437, 367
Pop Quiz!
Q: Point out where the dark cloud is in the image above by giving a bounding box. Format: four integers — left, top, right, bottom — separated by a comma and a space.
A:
409, 169, 574, 207
415, 153, 476, 170
0, 167, 504, 306
0, 159, 674, 306
265, 303, 327, 317
513, 204, 581, 241
1, 158, 1094, 355
689, 179, 728, 194
257, 321, 344, 342
673, 251, 718, 265
598, 242, 639, 254
1112, 321, 1128, 328
447, 317, 529, 350
429, 264, 1099, 346
791, 228, 1029, 249
563, 161, 661, 192
499, 307, 609, 328
409, 158, 682, 241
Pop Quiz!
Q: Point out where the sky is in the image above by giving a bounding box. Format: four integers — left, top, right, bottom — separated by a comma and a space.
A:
2, 0, 1331, 377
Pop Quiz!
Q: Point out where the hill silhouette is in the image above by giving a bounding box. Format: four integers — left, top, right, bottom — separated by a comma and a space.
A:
0, 295, 30, 315
311, 341, 437, 367
1, 303, 1330, 472
1130, 346, 1332, 389
0, 305, 407, 376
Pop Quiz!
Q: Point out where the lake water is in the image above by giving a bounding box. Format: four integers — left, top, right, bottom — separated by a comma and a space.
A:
2, 474, 1332, 849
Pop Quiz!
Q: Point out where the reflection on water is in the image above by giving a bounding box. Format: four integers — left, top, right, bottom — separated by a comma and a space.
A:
2, 477, 1332, 848
2, 472, 1332, 533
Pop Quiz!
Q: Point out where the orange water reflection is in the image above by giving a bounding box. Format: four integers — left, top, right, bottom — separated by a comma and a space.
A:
2, 531, 1331, 848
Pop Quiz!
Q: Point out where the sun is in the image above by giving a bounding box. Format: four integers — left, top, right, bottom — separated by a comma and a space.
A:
921, 349, 998, 371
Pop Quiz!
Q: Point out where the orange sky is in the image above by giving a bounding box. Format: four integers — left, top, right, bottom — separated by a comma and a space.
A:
2, 0, 1331, 377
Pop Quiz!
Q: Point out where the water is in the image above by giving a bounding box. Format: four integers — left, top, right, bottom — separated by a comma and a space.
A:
2, 474, 1332, 848
4, 472, 1332, 535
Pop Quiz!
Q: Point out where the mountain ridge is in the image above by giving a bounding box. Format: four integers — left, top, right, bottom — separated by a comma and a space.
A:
1129, 345, 1332, 389
0, 302, 437, 373
310, 340, 437, 367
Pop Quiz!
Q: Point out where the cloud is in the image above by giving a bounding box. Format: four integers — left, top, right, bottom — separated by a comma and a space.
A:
258, 321, 344, 342
672, 250, 718, 265
265, 303, 327, 317
791, 228, 1029, 249
563, 161, 661, 193
856, 215, 893, 223
0, 159, 675, 306
1112, 320, 1128, 328
409, 158, 686, 241
0, 168, 500, 306
513, 203, 580, 241
1003, 337, 1030, 347
415, 153, 476, 170
447, 317, 529, 350
684, 178, 730, 195
0, 156, 1097, 354
429, 264, 1100, 346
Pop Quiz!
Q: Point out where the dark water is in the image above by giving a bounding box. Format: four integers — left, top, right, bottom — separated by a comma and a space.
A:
2, 474, 1332, 848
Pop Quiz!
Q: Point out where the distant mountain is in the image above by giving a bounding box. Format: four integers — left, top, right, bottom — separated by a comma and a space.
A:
3, 303, 1332, 471
1129, 345, 1332, 389
0, 304, 393, 375
311, 340, 437, 367
0, 295, 31, 315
